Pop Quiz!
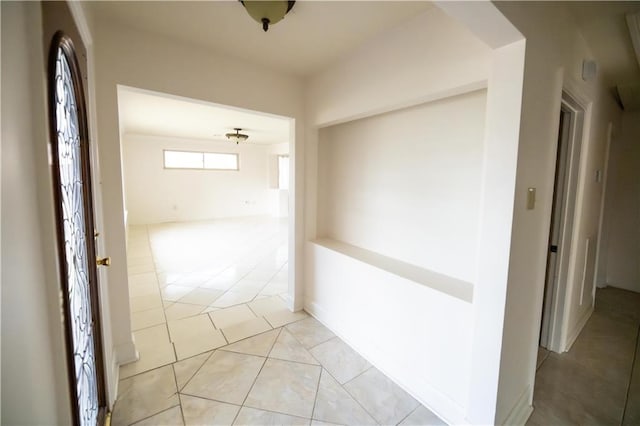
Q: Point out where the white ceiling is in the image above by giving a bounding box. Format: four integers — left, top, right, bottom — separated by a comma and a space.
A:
103, 1, 434, 142
118, 87, 291, 144
105, 1, 640, 140
86, 1, 433, 77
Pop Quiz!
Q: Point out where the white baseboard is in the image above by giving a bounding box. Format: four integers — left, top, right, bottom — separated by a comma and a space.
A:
563, 305, 594, 352
501, 385, 533, 426
107, 356, 119, 409
115, 335, 139, 365
282, 292, 294, 311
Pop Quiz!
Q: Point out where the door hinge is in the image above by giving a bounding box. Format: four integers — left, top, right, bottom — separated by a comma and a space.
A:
550, 245, 558, 253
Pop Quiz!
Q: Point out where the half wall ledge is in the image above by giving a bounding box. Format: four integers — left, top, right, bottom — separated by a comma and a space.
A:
311, 238, 474, 303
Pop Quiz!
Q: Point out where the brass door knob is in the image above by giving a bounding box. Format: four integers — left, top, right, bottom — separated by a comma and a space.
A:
96, 257, 111, 267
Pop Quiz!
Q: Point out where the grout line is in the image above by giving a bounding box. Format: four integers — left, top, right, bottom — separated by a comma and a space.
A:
306, 334, 337, 350
266, 327, 283, 357
220, 329, 230, 345
233, 356, 269, 425
216, 326, 279, 351
343, 365, 374, 386
128, 404, 181, 426
309, 367, 324, 422
220, 327, 231, 345
245, 303, 260, 318
205, 309, 219, 330
314, 363, 381, 425
282, 322, 315, 349
263, 316, 276, 329
264, 311, 309, 330
396, 405, 419, 425
178, 392, 242, 407
169, 362, 187, 426
235, 405, 312, 424
337, 368, 382, 425
178, 392, 243, 409
147, 226, 172, 332
119, 361, 176, 381
265, 357, 321, 369
164, 299, 211, 308
129, 302, 164, 315
163, 321, 179, 361
622, 323, 640, 425
130, 320, 168, 334
218, 327, 322, 367
177, 395, 186, 426
178, 350, 216, 393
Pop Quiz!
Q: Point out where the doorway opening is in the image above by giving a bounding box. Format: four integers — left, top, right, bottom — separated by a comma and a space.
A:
116, 86, 298, 373
539, 90, 586, 357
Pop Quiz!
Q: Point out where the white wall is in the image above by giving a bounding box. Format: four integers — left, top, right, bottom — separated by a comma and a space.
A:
304, 6, 505, 424
602, 110, 640, 292
92, 18, 305, 368
317, 90, 487, 283
306, 8, 491, 128
493, 2, 623, 423
305, 241, 474, 423
1, 2, 73, 424
123, 134, 272, 224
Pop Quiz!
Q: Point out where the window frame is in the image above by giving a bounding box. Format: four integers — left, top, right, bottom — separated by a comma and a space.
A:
162, 149, 240, 171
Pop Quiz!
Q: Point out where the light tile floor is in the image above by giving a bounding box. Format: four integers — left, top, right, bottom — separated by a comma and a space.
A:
528, 286, 640, 425
114, 217, 445, 426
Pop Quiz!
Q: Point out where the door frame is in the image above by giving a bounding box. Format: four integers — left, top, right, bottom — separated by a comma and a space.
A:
66, 0, 118, 408
540, 89, 587, 352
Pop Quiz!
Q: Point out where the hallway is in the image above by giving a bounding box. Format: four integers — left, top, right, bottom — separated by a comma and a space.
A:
528, 287, 640, 425
113, 218, 444, 425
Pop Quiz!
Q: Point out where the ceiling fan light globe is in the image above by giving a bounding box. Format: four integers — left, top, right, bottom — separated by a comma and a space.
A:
241, 1, 294, 31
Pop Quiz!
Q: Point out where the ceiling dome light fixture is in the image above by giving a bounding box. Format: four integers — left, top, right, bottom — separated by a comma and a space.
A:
226, 128, 249, 144
240, 1, 295, 32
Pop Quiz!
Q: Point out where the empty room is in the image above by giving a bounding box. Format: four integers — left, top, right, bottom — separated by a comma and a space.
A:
118, 86, 299, 376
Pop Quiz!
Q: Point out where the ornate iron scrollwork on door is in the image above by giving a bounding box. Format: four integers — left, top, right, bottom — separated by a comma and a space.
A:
49, 33, 103, 426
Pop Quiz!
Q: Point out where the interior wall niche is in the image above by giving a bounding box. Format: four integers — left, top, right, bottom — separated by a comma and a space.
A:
316, 89, 487, 283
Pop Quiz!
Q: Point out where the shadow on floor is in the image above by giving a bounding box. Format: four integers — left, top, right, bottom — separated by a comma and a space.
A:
528, 287, 640, 425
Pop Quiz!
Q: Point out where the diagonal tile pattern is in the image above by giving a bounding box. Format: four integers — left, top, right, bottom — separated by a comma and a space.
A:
221, 328, 280, 357
234, 407, 309, 426
181, 350, 265, 405
172, 351, 211, 391
313, 369, 377, 425
400, 406, 447, 425
345, 367, 420, 425
286, 317, 336, 349
131, 406, 183, 426
114, 219, 445, 425
311, 337, 372, 384
245, 358, 321, 418
269, 329, 319, 365
113, 365, 179, 426
180, 394, 240, 426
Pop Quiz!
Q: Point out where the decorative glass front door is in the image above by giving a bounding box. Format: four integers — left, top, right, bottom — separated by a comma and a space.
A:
47, 31, 106, 426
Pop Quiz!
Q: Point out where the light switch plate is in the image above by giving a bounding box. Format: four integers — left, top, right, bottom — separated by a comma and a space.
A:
527, 187, 536, 210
